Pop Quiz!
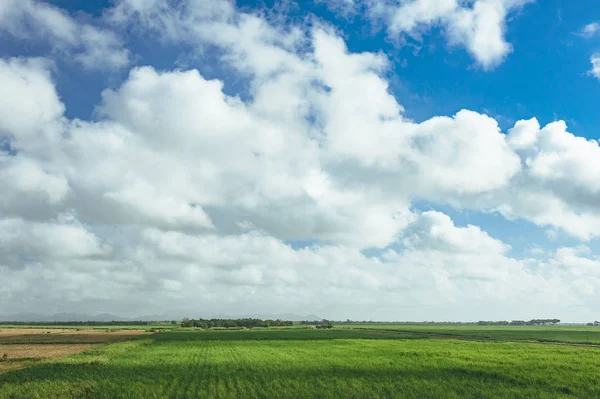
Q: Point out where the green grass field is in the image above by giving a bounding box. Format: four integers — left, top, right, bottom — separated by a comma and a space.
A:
337, 324, 600, 344
2, 328, 600, 398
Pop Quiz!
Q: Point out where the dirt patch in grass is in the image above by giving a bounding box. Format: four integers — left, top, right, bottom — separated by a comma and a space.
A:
0, 329, 148, 344
0, 344, 95, 372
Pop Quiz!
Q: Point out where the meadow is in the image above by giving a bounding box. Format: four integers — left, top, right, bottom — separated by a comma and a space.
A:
2, 326, 600, 398
338, 324, 600, 344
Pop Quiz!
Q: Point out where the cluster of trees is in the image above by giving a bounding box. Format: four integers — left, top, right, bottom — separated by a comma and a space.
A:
315, 320, 333, 329
180, 318, 294, 329
586, 321, 600, 326
477, 319, 561, 326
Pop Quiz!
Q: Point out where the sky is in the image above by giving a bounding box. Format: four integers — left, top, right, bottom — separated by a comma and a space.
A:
1, 0, 600, 322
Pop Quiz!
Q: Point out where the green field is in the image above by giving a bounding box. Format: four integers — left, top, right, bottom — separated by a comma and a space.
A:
337, 324, 600, 344
2, 328, 600, 398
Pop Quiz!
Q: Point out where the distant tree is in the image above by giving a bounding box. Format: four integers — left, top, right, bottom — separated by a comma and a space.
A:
177, 318, 295, 329
319, 319, 333, 329
181, 318, 193, 328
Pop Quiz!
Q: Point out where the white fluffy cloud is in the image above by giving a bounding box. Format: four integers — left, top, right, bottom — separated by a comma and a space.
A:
0, 58, 64, 141
0, 154, 68, 205
2, 209, 586, 319
0, 217, 110, 262
0, 0, 130, 70
368, 0, 532, 68
313, 32, 522, 191
579, 22, 600, 79
401, 211, 509, 254
580, 22, 600, 38
2, 0, 600, 320
500, 118, 600, 239
590, 54, 600, 79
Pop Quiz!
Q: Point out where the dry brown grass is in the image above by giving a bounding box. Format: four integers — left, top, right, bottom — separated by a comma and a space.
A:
0, 344, 95, 372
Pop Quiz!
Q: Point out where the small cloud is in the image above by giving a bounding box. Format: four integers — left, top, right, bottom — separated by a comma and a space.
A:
317, 0, 358, 17
580, 22, 600, 38
590, 54, 600, 79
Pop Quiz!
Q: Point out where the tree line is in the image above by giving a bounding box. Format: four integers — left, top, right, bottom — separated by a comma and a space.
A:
180, 318, 294, 329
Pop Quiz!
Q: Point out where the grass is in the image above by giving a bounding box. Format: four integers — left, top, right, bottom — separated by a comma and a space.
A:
155, 329, 417, 341
336, 324, 600, 344
1, 328, 600, 398
0, 328, 149, 345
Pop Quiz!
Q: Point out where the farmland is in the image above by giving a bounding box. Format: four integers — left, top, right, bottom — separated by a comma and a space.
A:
0, 328, 150, 373
0, 328, 148, 344
1, 326, 600, 398
337, 324, 600, 345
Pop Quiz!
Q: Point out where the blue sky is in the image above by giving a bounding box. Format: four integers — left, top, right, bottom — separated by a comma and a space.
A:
2, 0, 600, 320
39, 0, 600, 135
